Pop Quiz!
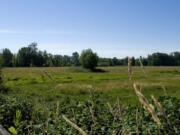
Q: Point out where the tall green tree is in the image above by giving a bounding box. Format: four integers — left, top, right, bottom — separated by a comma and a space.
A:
17, 47, 32, 66
71, 52, 80, 66
112, 57, 119, 66
148, 53, 175, 66
131, 57, 135, 66
2, 48, 13, 67
80, 49, 98, 70
53, 55, 63, 66
16, 42, 41, 67
172, 52, 180, 65
63, 55, 71, 66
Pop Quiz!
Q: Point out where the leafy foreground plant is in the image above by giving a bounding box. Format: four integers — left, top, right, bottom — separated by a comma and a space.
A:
0, 87, 180, 135
0, 96, 33, 135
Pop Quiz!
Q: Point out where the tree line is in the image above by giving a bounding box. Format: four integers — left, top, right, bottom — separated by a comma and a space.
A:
99, 52, 180, 66
0, 42, 180, 68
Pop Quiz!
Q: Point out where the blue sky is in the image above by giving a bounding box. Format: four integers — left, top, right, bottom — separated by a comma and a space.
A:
0, 0, 179, 58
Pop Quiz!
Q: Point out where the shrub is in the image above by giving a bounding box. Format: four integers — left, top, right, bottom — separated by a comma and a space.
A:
0, 96, 33, 134
0, 92, 179, 134
80, 49, 99, 71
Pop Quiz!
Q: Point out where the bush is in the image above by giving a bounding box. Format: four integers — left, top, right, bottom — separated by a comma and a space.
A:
80, 49, 99, 70
0, 92, 179, 134
0, 96, 33, 134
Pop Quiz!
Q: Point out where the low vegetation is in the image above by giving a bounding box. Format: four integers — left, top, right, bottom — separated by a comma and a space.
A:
0, 65, 180, 134
0, 85, 179, 134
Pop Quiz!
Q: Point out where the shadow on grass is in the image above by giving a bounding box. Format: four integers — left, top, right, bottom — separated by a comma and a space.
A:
92, 68, 107, 73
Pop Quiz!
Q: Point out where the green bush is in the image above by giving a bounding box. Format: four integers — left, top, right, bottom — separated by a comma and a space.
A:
0, 96, 33, 134
80, 49, 99, 71
0, 94, 179, 134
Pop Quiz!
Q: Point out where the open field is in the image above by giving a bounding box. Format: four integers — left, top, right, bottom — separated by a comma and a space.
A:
2, 66, 180, 105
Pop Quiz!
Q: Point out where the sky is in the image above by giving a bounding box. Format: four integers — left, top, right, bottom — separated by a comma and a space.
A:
0, 0, 179, 58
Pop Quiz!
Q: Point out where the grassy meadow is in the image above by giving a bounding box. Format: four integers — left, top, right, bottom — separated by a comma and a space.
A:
2, 66, 180, 105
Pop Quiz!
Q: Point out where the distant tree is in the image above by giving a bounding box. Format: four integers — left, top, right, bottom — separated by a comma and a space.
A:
0, 53, 2, 67
171, 52, 180, 65
0, 67, 2, 84
12, 54, 17, 67
142, 58, 148, 66
71, 52, 80, 66
122, 57, 128, 66
16, 42, 43, 67
53, 55, 63, 66
17, 47, 32, 66
42, 51, 50, 67
80, 49, 99, 70
33, 51, 45, 67
131, 57, 135, 66
148, 53, 175, 66
28, 42, 38, 51
98, 58, 111, 66
28, 42, 38, 66
136, 57, 148, 66
108, 58, 113, 66
1, 48, 13, 67
63, 55, 71, 66
112, 57, 119, 66
135, 58, 140, 66
46, 54, 54, 67
2, 43, 180, 67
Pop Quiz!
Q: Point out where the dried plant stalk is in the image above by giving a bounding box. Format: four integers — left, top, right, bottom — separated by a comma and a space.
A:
107, 102, 114, 115
56, 101, 60, 116
133, 83, 161, 126
62, 115, 88, 135
89, 106, 96, 124
151, 95, 165, 116
161, 85, 167, 95
139, 56, 147, 77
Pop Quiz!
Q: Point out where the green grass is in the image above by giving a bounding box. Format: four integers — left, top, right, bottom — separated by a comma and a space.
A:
1, 66, 180, 105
